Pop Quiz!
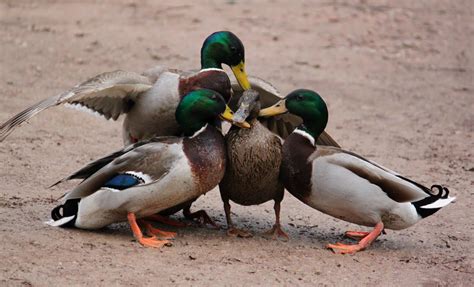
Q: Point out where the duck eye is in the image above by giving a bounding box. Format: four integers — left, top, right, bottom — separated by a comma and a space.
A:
296, 95, 304, 101
230, 46, 237, 51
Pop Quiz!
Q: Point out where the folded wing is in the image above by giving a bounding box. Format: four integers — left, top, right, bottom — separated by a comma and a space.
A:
325, 148, 434, 202
52, 136, 181, 200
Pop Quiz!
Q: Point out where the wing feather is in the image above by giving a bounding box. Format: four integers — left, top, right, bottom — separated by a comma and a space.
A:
0, 70, 153, 141
61, 139, 182, 200
322, 148, 430, 202
51, 136, 180, 187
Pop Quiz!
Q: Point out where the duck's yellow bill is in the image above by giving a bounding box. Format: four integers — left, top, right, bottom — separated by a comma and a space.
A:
258, 100, 288, 117
220, 105, 251, 128
231, 61, 251, 90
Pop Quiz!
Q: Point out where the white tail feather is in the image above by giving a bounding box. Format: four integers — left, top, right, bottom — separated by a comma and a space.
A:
45, 215, 75, 227
420, 196, 456, 209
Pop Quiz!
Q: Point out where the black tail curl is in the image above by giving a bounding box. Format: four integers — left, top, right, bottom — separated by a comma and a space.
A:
412, 184, 452, 218
51, 199, 80, 228
430, 184, 450, 199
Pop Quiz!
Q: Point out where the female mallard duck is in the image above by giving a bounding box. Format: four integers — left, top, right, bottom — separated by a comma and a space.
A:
259, 89, 455, 253
219, 83, 340, 239
47, 89, 249, 247
0, 31, 250, 145
219, 89, 286, 238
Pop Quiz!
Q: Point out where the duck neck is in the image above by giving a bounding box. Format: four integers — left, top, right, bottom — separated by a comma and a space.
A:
293, 126, 317, 147
181, 120, 211, 137
182, 122, 226, 193
188, 123, 210, 138
281, 128, 315, 201
201, 52, 222, 70
296, 120, 324, 146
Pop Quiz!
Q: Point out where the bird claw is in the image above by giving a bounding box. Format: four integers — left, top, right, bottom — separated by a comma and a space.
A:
185, 209, 220, 229
263, 224, 289, 241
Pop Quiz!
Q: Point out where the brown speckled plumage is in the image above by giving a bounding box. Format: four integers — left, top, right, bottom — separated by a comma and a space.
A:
219, 115, 287, 238
220, 119, 283, 205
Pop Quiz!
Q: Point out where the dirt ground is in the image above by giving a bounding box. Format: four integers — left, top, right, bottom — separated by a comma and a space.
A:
0, 0, 473, 286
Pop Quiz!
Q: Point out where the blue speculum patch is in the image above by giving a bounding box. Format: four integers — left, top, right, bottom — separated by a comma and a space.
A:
103, 174, 142, 190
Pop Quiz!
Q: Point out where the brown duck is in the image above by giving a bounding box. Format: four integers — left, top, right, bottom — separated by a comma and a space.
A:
220, 80, 340, 239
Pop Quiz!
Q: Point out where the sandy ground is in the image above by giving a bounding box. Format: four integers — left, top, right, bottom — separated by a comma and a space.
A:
0, 0, 473, 286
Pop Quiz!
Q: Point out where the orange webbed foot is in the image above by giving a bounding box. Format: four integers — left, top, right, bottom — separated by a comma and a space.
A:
344, 230, 370, 240
326, 242, 364, 254
327, 222, 384, 254
139, 220, 177, 239
128, 212, 171, 248
138, 236, 171, 248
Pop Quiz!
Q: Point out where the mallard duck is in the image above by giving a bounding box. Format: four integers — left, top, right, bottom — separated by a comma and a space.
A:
1, 31, 251, 226
219, 80, 340, 239
229, 77, 339, 146
0, 31, 250, 145
259, 89, 455, 253
219, 89, 286, 238
47, 89, 249, 247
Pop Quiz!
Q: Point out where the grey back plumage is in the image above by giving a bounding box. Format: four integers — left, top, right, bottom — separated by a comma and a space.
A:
57, 136, 182, 200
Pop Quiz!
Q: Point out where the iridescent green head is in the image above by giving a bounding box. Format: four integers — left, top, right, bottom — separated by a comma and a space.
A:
201, 31, 251, 90
259, 89, 328, 138
176, 89, 249, 136
176, 89, 226, 136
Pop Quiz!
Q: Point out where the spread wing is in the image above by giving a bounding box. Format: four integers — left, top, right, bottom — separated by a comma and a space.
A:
231, 75, 340, 147
0, 70, 154, 141
141, 65, 183, 82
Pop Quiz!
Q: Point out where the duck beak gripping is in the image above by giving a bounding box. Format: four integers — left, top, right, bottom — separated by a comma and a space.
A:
233, 89, 260, 125
232, 102, 250, 124
231, 61, 251, 90
258, 100, 288, 117
220, 105, 250, 129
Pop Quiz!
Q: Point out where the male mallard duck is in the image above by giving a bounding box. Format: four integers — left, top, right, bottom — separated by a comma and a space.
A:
229, 77, 339, 146
1, 31, 250, 226
259, 89, 455, 253
0, 31, 250, 145
48, 89, 249, 247
219, 82, 340, 239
